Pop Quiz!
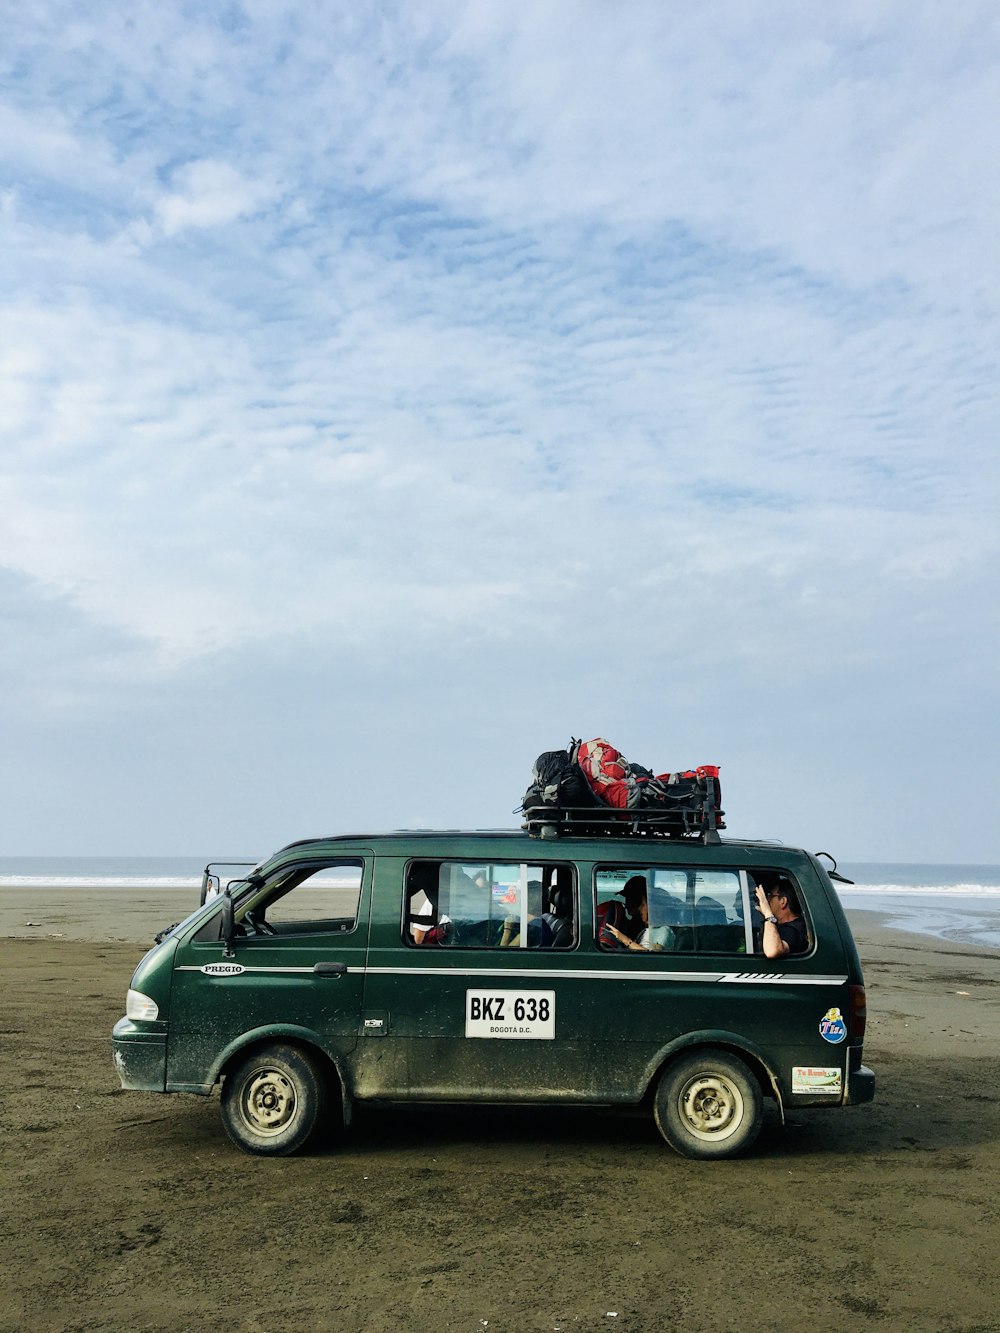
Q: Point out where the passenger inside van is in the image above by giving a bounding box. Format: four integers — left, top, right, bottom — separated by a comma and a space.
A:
407, 864, 452, 944
753, 875, 809, 957
599, 876, 650, 952
541, 872, 575, 948
499, 880, 553, 948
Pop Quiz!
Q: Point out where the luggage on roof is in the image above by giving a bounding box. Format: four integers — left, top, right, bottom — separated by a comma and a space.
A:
519, 737, 724, 842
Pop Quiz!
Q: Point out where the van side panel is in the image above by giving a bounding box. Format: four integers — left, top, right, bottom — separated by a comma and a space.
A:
352, 855, 614, 1101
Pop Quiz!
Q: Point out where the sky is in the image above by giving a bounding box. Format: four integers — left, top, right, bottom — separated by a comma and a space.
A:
2, 1, 998, 862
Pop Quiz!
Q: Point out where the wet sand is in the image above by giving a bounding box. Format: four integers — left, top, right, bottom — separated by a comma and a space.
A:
2, 891, 999, 1332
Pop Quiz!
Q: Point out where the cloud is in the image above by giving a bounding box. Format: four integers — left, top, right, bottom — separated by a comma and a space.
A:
155, 158, 277, 236
0, 101, 127, 204
0, 277, 991, 684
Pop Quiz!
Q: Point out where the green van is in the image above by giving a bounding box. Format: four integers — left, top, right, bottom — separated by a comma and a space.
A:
112, 828, 874, 1159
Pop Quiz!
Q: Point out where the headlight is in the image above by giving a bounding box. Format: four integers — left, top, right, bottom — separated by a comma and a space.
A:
126, 989, 159, 1021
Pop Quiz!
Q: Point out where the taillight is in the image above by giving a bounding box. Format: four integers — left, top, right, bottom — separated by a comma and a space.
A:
849, 984, 867, 1039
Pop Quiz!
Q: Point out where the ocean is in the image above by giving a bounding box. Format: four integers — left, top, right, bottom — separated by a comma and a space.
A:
2, 856, 999, 950
0, 855, 240, 889
835, 860, 1000, 951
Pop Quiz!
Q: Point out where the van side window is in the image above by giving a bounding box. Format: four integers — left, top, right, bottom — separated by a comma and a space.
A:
240, 861, 363, 936
405, 860, 576, 949
749, 869, 812, 955
595, 866, 748, 954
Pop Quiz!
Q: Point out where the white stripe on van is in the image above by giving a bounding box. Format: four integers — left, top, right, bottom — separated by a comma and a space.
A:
360, 966, 848, 986
716, 972, 846, 984
178, 963, 846, 986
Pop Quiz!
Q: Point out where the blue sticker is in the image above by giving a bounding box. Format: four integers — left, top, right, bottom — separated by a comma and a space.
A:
819, 1006, 847, 1044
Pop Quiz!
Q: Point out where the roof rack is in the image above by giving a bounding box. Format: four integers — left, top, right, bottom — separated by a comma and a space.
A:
520, 798, 723, 845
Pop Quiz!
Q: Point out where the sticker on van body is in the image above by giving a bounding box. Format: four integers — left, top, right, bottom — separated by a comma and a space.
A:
465, 990, 555, 1040
792, 1066, 843, 1095
200, 962, 245, 976
819, 1006, 847, 1044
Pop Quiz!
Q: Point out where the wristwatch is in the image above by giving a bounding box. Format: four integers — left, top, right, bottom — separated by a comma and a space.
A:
764, 913, 778, 925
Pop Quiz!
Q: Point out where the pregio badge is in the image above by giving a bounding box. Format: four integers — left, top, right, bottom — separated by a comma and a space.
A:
819, 1006, 847, 1044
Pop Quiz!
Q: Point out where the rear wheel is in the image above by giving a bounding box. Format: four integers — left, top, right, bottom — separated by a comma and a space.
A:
220, 1043, 327, 1156
654, 1050, 763, 1159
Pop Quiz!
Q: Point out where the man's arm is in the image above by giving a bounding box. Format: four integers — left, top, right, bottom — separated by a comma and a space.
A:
753, 884, 790, 960
761, 917, 790, 959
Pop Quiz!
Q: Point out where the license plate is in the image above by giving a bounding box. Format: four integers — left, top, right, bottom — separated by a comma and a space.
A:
465, 989, 556, 1040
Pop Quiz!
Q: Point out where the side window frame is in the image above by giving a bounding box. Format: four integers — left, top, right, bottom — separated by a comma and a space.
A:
594, 863, 750, 956
236, 857, 366, 938
737, 870, 755, 953
402, 858, 578, 950
744, 867, 814, 957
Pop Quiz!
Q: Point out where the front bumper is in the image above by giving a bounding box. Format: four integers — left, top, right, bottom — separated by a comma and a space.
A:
112, 1017, 167, 1091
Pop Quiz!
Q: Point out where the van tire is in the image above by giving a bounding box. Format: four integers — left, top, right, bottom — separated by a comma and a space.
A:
654, 1050, 763, 1160
220, 1043, 327, 1156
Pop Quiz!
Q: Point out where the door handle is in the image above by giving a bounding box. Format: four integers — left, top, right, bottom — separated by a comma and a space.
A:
313, 961, 347, 977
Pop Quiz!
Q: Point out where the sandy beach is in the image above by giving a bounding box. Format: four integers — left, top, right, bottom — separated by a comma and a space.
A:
2, 889, 999, 1333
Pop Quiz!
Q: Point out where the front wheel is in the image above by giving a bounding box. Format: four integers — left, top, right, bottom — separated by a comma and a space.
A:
654, 1050, 763, 1159
221, 1043, 328, 1156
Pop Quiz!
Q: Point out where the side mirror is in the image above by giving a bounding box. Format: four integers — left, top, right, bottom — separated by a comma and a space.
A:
220, 891, 236, 957
200, 872, 221, 906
